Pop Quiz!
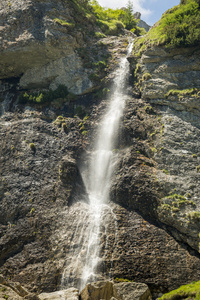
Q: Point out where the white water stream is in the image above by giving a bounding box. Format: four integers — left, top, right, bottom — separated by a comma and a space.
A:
61, 39, 133, 291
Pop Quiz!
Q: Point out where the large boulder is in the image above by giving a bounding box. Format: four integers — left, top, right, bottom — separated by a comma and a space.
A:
39, 288, 79, 300
80, 281, 151, 300
80, 281, 114, 300
113, 282, 151, 300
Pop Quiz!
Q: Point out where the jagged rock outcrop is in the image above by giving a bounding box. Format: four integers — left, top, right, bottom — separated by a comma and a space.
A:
134, 12, 151, 32
0, 0, 94, 93
140, 46, 200, 107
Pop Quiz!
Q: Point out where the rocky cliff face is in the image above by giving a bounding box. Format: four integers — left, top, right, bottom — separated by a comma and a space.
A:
133, 45, 200, 252
0, 0, 97, 93
0, 0, 200, 299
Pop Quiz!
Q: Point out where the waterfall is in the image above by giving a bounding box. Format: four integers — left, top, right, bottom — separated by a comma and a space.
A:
61, 39, 133, 291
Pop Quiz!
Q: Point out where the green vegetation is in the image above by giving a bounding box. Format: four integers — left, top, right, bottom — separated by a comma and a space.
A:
90, 0, 144, 36
187, 211, 200, 221
82, 130, 88, 136
114, 278, 134, 282
29, 143, 36, 152
53, 116, 69, 133
30, 208, 35, 215
165, 88, 200, 99
196, 165, 200, 173
151, 147, 157, 154
159, 194, 196, 215
89, 58, 109, 83
142, 73, 152, 81
94, 31, 106, 38
133, 0, 200, 56
122, 0, 137, 30
165, 194, 186, 201
162, 194, 195, 209
79, 115, 89, 136
54, 18, 75, 28
158, 281, 200, 300
162, 169, 169, 175
19, 85, 69, 105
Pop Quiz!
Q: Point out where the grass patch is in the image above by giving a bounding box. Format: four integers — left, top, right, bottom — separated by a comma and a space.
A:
165, 88, 200, 99
114, 278, 134, 282
133, 0, 200, 56
158, 280, 200, 300
94, 31, 106, 38
98, 19, 124, 35
54, 18, 75, 28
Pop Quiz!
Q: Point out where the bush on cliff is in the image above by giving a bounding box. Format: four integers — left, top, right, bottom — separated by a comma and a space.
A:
19, 85, 69, 105
133, 0, 200, 55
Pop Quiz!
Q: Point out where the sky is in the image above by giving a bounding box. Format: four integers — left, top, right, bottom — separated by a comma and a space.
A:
97, 0, 180, 26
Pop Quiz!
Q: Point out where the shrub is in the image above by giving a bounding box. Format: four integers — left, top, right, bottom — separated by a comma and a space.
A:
19, 85, 69, 105
142, 73, 152, 81
162, 169, 169, 175
29, 143, 36, 152
165, 88, 200, 98
82, 130, 88, 136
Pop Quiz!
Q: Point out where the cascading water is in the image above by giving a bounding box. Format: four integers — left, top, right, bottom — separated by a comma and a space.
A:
61, 39, 133, 291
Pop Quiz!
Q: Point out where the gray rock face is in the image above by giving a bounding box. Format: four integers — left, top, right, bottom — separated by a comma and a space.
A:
140, 46, 200, 105
133, 12, 151, 32
135, 45, 200, 251
137, 20, 151, 32
0, 0, 93, 94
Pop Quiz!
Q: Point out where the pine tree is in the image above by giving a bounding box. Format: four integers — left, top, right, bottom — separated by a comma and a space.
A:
123, 0, 137, 30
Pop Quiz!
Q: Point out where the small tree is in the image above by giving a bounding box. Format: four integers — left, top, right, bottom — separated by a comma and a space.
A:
123, 0, 137, 30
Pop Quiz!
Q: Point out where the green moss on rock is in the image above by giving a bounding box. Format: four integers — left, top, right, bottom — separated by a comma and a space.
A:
159, 280, 200, 300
